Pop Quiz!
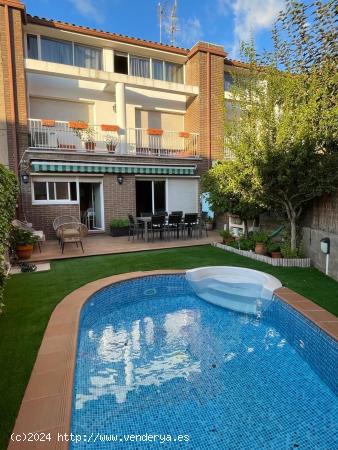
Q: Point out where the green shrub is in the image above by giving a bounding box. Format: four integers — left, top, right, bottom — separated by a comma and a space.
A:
251, 231, 270, 244
280, 240, 305, 259
267, 242, 281, 253
219, 229, 233, 241
238, 237, 255, 251
227, 240, 240, 249
110, 218, 129, 228
11, 228, 39, 246
0, 165, 19, 312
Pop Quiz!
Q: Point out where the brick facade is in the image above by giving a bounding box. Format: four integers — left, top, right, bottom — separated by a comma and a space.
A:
185, 42, 226, 173
0, 0, 28, 173
1, 2, 228, 240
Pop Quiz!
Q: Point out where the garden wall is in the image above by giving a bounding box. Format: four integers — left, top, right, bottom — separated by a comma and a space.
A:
302, 192, 338, 281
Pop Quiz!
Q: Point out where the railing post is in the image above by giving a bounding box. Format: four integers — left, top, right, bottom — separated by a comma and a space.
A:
116, 82, 126, 154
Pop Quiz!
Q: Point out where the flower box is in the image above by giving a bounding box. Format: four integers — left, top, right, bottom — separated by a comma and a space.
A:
69, 121, 88, 129
41, 119, 55, 127
101, 124, 119, 132
147, 128, 163, 136
179, 131, 190, 138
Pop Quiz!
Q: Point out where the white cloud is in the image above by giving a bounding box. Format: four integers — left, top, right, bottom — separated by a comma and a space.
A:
69, 0, 104, 24
178, 17, 203, 48
218, 0, 284, 56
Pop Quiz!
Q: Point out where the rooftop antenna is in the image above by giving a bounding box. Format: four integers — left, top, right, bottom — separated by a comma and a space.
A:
158, 2, 165, 44
169, 0, 179, 46
158, 1, 179, 46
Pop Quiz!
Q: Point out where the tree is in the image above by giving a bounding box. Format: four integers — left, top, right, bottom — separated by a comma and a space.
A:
221, 0, 338, 250
0, 165, 18, 311
202, 159, 264, 237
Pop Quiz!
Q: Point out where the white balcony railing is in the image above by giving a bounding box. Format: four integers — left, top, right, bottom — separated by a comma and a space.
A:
28, 119, 199, 158
127, 128, 199, 158
28, 119, 120, 153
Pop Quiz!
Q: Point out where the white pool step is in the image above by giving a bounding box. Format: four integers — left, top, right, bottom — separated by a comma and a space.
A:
186, 266, 282, 315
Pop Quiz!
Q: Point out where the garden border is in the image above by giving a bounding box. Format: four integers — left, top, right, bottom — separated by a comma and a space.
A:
212, 242, 311, 267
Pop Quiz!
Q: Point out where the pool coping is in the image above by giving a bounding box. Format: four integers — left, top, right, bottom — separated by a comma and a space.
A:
8, 270, 338, 449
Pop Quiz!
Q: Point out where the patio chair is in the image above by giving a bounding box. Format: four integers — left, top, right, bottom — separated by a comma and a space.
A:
182, 213, 199, 239
53, 215, 79, 243
165, 214, 182, 240
150, 214, 166, 241
58, 222, 88, 254
199, 212, 209, 238
12, 219, 45, 252
128, 215, 143, 241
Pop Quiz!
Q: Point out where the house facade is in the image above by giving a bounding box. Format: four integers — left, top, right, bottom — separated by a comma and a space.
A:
0, 0, 242, 238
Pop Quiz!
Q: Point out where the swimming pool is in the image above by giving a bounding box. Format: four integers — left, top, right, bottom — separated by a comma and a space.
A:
71, 274, 338, 449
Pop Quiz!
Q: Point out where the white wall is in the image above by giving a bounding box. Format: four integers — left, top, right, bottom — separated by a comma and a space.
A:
27, 73, 187, 130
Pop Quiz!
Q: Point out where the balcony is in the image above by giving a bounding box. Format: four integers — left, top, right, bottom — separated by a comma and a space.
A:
28, 119, 199, 159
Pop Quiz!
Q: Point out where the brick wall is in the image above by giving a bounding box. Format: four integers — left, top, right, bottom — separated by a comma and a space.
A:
103, 174, 136, 232
185, 42, 226, 173
0, 2, 28, 174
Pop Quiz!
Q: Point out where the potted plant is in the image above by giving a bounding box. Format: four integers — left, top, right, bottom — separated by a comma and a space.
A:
110, 218, 130, 237
267, 242, 282, 258
11, 228, 38, 260
206, 216, 214, 231
219, 229, 234, 244
104, 134, 119, 153
75, 125, 96, 151
252, 231, 269, 255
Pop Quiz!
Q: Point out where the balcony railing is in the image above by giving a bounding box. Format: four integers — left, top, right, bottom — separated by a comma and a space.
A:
28, 119, 199, 158
127, 128, 199, 158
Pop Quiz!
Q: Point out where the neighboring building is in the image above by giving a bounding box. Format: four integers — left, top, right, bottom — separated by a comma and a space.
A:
0, 0, 245, 237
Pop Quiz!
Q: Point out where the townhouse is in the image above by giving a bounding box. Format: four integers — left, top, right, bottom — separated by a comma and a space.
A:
0, 0, 243, 237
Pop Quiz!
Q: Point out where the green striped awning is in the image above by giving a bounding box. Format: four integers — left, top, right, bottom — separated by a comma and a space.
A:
31, 161, 196, 176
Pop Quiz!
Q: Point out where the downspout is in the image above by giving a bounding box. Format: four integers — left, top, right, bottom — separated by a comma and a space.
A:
4, 4, 19, 176
206, 50, 212, 168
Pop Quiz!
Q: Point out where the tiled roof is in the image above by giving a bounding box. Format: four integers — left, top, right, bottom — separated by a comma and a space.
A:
26, 14, 189, 56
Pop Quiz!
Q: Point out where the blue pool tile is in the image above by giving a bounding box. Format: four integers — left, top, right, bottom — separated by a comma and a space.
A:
71, 275, 338, 449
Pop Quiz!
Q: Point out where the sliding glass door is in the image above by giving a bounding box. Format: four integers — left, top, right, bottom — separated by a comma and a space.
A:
136, 180, 166, 216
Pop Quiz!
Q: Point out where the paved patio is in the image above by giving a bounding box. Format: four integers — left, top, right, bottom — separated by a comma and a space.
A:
29, 231, 220, 262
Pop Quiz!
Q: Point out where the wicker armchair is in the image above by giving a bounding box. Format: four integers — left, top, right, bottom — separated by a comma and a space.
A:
58, 222, 88, 253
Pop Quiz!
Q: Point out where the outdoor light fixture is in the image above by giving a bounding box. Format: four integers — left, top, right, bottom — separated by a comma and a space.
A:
117, 175, 124, 185
21, 171, 29, 184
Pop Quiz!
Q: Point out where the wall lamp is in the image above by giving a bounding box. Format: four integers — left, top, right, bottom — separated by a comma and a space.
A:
21, 171, 29, 184
117, 174, 124, 185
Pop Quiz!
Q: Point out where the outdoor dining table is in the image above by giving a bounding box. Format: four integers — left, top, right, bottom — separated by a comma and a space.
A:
136, 216, 152, 242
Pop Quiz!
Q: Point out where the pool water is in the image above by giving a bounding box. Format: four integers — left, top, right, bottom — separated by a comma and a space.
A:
71, 275, 338, 449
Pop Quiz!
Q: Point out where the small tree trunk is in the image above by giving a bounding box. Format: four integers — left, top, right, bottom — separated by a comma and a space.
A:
290, 216, 297, 251
243, 219, 248, 238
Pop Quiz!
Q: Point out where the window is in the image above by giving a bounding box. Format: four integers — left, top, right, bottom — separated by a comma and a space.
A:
27, 34, 38, 59
41, 37, 72, 65
34, 182, 47, 201
224, 72, 233, 91
130, 56, 150, 78
152, 59, 164, 80
114, 52, 128, 74
74, 44, 102, 70
33, 181, 78, 203
165, 62, 183, 83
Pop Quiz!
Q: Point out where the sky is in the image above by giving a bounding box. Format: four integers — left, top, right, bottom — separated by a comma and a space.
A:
24, 0, 289, 58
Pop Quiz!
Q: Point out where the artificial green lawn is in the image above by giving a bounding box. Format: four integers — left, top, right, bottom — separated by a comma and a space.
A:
1, 245, 338, 448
